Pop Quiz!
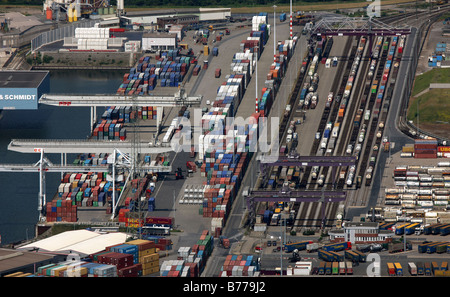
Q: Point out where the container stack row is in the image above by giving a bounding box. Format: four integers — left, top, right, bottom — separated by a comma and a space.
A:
428, 42, 449, 67
388, 261, 449, 276
193, 11, 299, 239
101, 105, 135, 123
117, 50, 191, 95
71, 153, 109, 166
92, 119, 127, 140
251, 14, 270, 45
57, 171, 123, 211
160, 230, 213, 277
219, 254, 260, 277
414, 138, 438, 159
45, 199, 77, 222
386, 164, 450, 210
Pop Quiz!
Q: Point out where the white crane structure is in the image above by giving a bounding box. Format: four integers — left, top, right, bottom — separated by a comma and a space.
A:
0, 147, 169, 222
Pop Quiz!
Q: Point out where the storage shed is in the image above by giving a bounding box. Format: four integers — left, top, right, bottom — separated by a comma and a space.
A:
142, 33, 178, 51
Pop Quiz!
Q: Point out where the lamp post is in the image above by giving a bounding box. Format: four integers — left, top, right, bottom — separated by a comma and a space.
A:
290, 0, 293, 40
255, 45, 259, 113
273, 5, 277, 62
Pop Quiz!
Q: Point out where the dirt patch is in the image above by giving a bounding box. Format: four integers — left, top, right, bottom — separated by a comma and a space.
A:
415, 122, 450, 140
0, 5, 42, 15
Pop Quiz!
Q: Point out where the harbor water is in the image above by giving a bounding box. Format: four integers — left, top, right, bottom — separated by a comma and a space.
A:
0, 69, 124, 246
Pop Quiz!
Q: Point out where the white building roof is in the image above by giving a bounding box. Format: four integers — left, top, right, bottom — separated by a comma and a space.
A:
18, 229, 129, 256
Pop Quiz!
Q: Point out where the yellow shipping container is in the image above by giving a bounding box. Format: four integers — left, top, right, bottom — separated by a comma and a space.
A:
141, 253, 159, 263
53, 266, 68, 277
142, 266, 159, 276
141, 260, 159, 270
402, 146, 414, 153
127, 239, 151, 246
4, 272, 25, 277
204, 46, 209, 55
139, 248, 157, 258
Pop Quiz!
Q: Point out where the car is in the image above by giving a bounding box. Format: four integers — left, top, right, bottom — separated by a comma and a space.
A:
315, 132, 321, 140
272, 240, 277, 246
267, 241, 272, 247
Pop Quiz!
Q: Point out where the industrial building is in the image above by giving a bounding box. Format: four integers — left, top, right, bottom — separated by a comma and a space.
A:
328, 222, 394, 244
0, 71, 49, 110
157, 15, 199, 30
123, 7, 231, 25
17, 229, 129, 258
141, 33, 178, 51
0, 248, 56, 277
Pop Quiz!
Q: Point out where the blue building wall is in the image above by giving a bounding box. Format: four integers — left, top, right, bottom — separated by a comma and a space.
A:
0, 72, 49, 110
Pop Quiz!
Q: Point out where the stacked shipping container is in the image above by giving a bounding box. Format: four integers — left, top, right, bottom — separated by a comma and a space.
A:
414, 138, 438, 159
57, 171, 121, 209
160, 230, 214, 277
220, 254, 260, 277
45, 199, 77, 222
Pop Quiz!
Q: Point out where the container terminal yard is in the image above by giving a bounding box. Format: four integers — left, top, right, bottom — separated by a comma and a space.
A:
1, 0, 450, 282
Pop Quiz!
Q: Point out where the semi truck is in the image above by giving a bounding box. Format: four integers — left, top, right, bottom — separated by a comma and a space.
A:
318, 250, 335, 262
322, 241, 351, 252
345, 250, 366, 262
284, 241, 313, 253
404, 222, 421, 235
388, 242, 412, 253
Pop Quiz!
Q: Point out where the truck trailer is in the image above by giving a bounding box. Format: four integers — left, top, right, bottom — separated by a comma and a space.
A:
284, 241, 313, 253
322, 241, 351, 252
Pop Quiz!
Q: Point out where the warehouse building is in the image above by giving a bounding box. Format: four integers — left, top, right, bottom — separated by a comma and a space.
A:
142, 33, 177, 51
157, 15, 199, 30
328, 222, 394, 244
17, 229, 129, 258
0, 70, 49, 110
0, 248, 56, 277
121, 7, 231, 26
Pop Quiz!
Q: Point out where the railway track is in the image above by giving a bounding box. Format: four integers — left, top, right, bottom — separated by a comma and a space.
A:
254, 6, 450, 231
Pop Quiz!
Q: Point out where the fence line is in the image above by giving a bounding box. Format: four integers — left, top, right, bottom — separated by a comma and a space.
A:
31, 20, 99, 52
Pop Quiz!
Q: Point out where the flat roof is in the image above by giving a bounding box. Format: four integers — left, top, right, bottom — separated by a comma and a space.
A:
142, 32, 177, 39
17, 229, 129, 257
0, 70, 48, 89
125, 7, 230, 17
344, 222, 379, 228
157, 14, 199, 21
0, 248, 55, 275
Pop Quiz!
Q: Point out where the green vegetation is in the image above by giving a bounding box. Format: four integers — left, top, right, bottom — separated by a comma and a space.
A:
412, 68, 450, 96
407, 89, 450, 124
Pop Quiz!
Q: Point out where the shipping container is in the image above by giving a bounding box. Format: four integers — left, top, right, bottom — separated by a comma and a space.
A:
387, 263, 396, 276
408, 262, 417, 276
416, 262, 424, 275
